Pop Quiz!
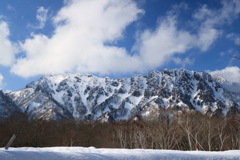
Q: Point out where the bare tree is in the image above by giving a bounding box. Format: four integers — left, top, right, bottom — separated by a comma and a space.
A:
127, 122, 135, 149
180, 111, 197, 150
134, 124, 147, 149
215, 117, 228, 151
228, 118, 240, 150
115, 124, 128, 148
201, 116, 219, 151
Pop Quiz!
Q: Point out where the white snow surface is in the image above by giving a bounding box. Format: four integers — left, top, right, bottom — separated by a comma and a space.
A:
0, 147, 240, 160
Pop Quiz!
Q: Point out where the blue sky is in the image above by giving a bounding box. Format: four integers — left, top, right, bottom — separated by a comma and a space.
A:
0, 0, 240, 92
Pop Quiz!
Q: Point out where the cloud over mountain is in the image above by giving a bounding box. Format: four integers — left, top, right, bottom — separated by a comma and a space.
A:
209, 66, 240, 92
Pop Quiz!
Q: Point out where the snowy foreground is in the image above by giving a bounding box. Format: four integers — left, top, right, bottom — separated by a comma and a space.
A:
1, 147, 240, 160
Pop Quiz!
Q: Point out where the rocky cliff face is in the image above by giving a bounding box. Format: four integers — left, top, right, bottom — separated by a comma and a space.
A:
4, 68, 240, 121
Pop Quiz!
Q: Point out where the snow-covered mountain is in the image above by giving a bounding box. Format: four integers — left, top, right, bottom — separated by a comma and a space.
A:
4, 68, 240, 121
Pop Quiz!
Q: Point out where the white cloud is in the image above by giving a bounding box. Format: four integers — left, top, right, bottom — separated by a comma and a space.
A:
0, 21, 18, 66
36, 7, 48, 29
7, 4, 15, 11
209, 66, 240, 92
0, 74, 5, 90
192, 0, 240, 50
193, 0, 240, 25
210, 66, 240, 84
192, 3, 237, 50
226, 33, 240, 45
220, 52, 225, 56
172, 57, 194, 67
11, 0, 144, 77
172, 2, 189, 14
10, 0, 240, 78
133, 15, 196, 69
133, 0, 240, 68
29, 6, 48, 29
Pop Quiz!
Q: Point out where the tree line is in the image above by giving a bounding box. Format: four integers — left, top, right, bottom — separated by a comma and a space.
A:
1, 109, 240, 151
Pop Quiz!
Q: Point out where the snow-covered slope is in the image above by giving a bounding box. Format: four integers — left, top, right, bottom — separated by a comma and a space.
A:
0, 90, 20, 119
7, 88, 72, 120
5, 68, 240, 121
1, 147, 240, 160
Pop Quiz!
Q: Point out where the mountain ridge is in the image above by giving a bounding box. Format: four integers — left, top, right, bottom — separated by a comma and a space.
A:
3, 68, 240, 121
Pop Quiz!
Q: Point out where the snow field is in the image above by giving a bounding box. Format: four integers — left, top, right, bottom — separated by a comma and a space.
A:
0, 147, 240, 160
